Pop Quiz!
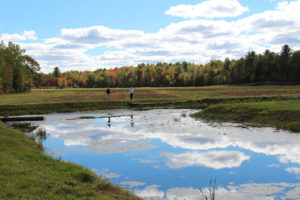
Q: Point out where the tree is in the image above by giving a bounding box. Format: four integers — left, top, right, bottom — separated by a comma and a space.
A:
262, 49, 277, 81
290, 51, 300, 81
54, 67, 60, 78
0, 41, 40, 93
87, 74, 96, 88
243, 51, 256, 83
280, 44, 292, 81
182, 61, 188, 72
53, 67, 61, 87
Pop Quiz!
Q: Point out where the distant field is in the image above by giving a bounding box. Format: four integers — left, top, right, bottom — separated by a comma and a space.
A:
2, 85, 300, 105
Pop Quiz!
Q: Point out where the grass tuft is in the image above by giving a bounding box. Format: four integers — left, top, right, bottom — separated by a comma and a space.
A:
73, 170, 96, 183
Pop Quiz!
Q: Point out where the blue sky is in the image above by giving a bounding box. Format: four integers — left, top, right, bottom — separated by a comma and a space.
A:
1, 0, 299, 72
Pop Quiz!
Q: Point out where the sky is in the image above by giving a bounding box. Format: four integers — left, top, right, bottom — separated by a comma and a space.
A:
1, 0, 300, 73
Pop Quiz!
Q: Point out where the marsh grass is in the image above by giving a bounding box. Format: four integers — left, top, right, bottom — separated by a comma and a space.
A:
192, 99, 300, 132
200, 178, 216, 200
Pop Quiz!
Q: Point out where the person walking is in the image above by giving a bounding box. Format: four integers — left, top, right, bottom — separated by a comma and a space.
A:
106, 88, 111, 101
129, 87, 134, 100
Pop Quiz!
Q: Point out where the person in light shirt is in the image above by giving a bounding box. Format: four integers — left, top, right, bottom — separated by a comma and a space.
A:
129, 87, 134, 100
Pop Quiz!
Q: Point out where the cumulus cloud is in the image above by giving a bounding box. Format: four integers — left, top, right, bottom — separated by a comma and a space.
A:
239, 1, 300, 32
38, 109, 300, 200
91, 168, 121, 179
134, 183, 300, 200
40, 109, 300, 166
61, 26, 144, 46
165, 0, 248, 18
134, 185, 164, 200
163, 151, 250, 169
286, 167, 300, 175
1, 30, 37, 41
120, 181, 146, 188
6, 0, 300, 73
166, 187, 202, 200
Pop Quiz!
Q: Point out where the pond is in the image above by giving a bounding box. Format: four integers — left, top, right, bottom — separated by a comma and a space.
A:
12, 109, 300, 199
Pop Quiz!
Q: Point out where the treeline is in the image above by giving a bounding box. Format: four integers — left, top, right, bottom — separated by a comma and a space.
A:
42, 44, 300, 88
0, 41, 42, 93
2, 43, 300, 93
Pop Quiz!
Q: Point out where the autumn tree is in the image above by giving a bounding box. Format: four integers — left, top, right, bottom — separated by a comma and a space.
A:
0, 41, 40, 93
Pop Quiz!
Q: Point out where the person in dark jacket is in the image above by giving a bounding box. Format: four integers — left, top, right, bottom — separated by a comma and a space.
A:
106, 88, 111, 100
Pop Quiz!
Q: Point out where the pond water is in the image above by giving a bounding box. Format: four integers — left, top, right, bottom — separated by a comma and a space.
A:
15, 109, 300, 199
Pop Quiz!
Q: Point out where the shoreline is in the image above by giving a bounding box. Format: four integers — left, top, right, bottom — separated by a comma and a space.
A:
1, 95, 300, 133
0, 121, 141, 200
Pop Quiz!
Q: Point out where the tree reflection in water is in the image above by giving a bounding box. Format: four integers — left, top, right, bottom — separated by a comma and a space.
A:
9, 122, 47, 144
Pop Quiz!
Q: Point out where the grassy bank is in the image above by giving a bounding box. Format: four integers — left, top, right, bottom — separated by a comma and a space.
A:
1, 94, 300, 116
0, 122, 140, 200
192, 99, 300, 133
0, 99, 191, 116
0, 100, 129, 116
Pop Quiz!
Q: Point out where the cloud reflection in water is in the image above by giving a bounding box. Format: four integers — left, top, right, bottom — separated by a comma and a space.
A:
162, 151, 250, 169
35, 109, 300, 199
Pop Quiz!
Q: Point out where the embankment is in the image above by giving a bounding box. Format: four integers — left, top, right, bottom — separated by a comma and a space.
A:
0, 122, 141, 199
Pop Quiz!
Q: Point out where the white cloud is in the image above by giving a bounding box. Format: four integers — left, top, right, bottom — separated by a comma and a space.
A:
61, 26, 144, 46
134, 183, 300, 200
166, 187, 203, 200
91, 168, 121, 179
239, 1, 300, 32
286, 167, 300, 175
1, 30, 37, 41
163, 151, 250, 169
165, 0, 248, 18
120, 181, 146, 188
40, 109, 300, 166
134, 185, 164, 200
37, 110, 300, 200
5, 0, 300, 73
287, 186, 300, 199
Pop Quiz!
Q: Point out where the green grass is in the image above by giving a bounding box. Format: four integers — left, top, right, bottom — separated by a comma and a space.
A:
0, 100, 130, 116
0, 122, 140, 200
0, 90, 75, 104
0, 98, 195, 116
2, 85, 300, 105
152, 85, 300, 99
192, 99, 300, 132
